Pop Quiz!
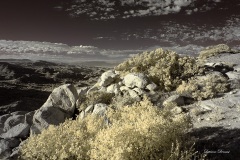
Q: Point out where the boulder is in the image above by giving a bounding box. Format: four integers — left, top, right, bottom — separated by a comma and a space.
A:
146, 83, 158, 91
32, 106, 70, 133
80, 103, 108, 119
79, 111, 85, 119
226, 71, 240, 80
85, 105, 94, 114
128, 90, 141, 101
120, 86, 130, 92
99, 70, 118, 87
107, 84, 120, 95
123, 73, 148, 89
32, 84, 78, 133
0, 123, 30, 139
0, 112, 32, 139
93, 103, 107, 116
42, 84, 78, 115
3, 115, 25, 132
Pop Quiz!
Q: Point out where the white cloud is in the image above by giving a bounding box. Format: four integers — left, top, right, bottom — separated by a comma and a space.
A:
138, 9, 151, 16
62, 0, 224, 20
174, 0, 192, 7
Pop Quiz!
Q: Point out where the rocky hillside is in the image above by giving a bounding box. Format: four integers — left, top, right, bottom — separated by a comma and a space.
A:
1, 44, 240, 160
0, 60, 107, 115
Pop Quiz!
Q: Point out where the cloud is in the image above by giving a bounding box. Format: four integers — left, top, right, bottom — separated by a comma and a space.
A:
0, 40, 144, 62
61, 0, 225, 20
174, 0, 192, 7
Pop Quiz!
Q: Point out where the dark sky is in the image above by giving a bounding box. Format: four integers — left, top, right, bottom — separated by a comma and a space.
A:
0, 0, 239, 49
0, 0, 84, 44
0, 0, 160, 49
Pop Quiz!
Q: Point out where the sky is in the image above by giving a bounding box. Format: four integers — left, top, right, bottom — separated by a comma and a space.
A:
0, 0, 239, 54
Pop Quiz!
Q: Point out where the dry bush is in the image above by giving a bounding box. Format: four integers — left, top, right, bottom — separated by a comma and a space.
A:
198, 44, 232, 60
90, 97, 199, 160
20, 97, 203, 160
20, 116, 105, 160
109, 91, 136, 109
176, 72, 229, 100
78, 91, 114, 111
115, 48, 200, 91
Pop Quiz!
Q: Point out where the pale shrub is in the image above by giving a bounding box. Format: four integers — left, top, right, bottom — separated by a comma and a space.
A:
176, 72, 229, 100
20, 97, 202, 160
198, 44, 232, 60
115, 48, 200, 91
20, 116, 105, 160
90, 97, 196, 160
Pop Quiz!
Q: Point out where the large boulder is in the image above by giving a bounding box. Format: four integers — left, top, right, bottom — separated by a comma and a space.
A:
32, 84, 78, 133
42, 84, 78, 115
123, 73, 148, 89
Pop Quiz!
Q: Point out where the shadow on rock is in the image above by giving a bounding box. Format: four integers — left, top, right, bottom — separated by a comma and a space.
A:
189, 127, 240, 160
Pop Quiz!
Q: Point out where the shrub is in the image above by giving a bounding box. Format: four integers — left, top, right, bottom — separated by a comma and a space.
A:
20, 116, 105, 160
198, 44, 232, 60
176, 72, 229, 100
90, 97, 195, 160
78, 91, 114, 111
115, 48, 201, 91
20, 97, 202, 160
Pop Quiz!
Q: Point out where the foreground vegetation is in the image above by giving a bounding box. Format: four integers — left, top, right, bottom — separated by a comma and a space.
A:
20, 97, 204, 160
20, 44, 235, 159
